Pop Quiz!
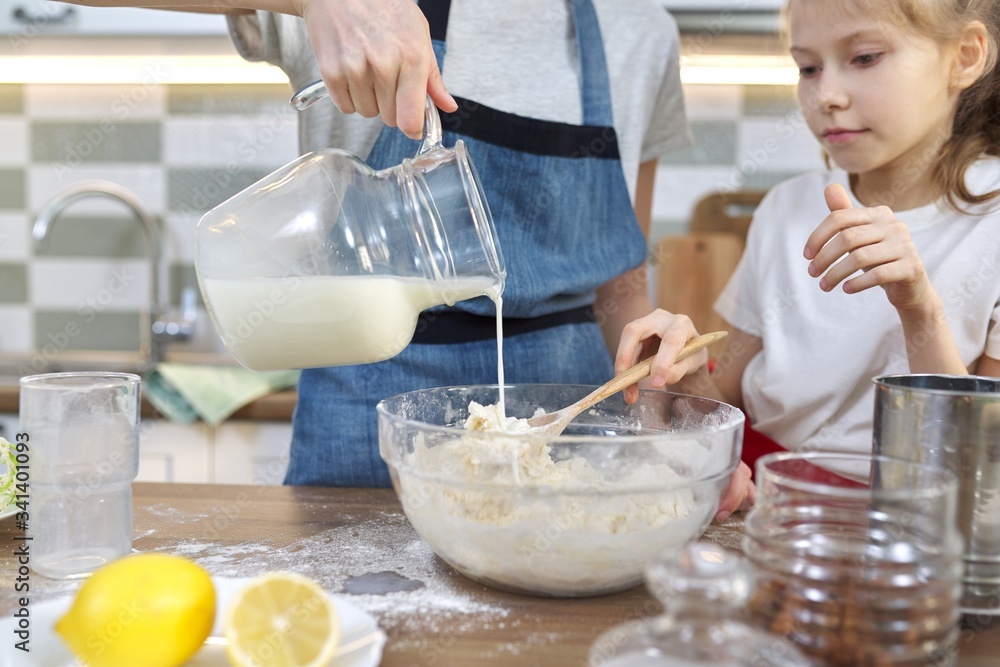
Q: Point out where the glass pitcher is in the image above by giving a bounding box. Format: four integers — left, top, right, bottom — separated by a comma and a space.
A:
195, 94, 506, 372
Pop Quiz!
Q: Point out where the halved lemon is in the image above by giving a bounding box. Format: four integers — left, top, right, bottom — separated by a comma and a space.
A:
223, 572, 341, 667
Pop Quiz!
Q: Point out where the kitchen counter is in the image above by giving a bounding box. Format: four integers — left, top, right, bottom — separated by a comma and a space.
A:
2, 483, 997, 666
0, 351, 298, 422
0, 382, 297, 422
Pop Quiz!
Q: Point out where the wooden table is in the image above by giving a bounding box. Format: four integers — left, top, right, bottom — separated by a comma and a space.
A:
2, 483, 998, 666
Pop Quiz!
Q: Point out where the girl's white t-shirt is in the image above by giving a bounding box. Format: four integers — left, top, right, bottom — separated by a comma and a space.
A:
715, 159, 1000, 455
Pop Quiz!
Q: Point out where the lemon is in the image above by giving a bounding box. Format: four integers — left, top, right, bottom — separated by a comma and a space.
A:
55, 552, 215, 667
223, 572, 341, 667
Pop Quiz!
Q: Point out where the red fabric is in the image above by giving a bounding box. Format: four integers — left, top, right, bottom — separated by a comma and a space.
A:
740, 415, 787, 477
740, 414, 868, 489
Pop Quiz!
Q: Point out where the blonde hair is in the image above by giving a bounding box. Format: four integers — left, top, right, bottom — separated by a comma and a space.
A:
786, 0, 1000, 212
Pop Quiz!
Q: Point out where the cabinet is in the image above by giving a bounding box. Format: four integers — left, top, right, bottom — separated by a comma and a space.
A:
138, 419, 291, 485
2, 411, 290, 485
0, 0, 228, 36
138, 420, 213, 484
213, 422, 292, 486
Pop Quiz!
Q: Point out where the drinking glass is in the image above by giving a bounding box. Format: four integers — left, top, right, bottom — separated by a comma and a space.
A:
19, 372, 140, 579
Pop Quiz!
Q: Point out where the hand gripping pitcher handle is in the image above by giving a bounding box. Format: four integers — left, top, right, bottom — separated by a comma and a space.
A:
291, 81, 444, 156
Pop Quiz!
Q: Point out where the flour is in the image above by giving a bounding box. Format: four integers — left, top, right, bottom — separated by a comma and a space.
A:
395, 412, 712, 596
155, 511, 509, 633
464, 401, 533, 434
143, 503, 209, 522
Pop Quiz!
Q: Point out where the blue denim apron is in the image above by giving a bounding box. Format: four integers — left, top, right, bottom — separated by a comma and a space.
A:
286, 0, 648, 487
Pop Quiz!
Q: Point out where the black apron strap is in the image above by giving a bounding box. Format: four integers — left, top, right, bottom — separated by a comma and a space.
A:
412, 305, 597, 344
420, 0, 452, 42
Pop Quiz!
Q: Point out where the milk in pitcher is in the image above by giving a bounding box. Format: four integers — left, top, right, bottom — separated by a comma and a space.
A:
203, 274, 499, 371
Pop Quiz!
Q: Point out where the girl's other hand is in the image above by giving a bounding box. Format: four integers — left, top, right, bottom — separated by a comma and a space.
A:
715, 460, 754, 522
615, 309, 706, 404
296, 0, 458, 140
803, 183, 934, 313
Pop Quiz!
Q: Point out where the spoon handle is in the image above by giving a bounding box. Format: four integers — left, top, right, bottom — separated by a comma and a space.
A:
572, 330, 728, 416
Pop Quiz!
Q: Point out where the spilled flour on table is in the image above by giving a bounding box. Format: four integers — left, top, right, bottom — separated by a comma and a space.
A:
159, 510, 510, 634
142, 503, 210, 523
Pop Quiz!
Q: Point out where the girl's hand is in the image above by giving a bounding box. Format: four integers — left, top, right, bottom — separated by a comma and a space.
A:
804, 183, 934, 313
295, 0, 458, 140
614, 309, 708, 404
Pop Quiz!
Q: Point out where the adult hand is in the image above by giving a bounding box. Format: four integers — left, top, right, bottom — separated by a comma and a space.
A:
803, 183, 935, 313
614, 309, 707, 404
295, 0, 458, 139
715, 460, 754, 522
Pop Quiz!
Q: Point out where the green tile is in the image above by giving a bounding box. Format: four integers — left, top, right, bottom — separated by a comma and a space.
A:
169, 263, 202, 306
167, 168, 271, 213
742, 85, 799, 117
661, 121, 737, 166
0, 170, 25, 210
650, 218, 689, 239
34, 215, 150, 259
0, 263, 27, 303
0, 85, 24, 114
34, 310, 141, 352
31, 122, 161, 163
167, 84, 291, 115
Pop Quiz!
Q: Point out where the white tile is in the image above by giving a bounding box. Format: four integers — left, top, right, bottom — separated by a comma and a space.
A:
0, 305, 33, 353
680, 84, 742, 120
162, 115, 298, 168
29, 259, 150, 310
0, 214, 29, 261
738, 116, 826, 173
25, 84, 166, 120
652, 165, 740, 222
28, 165, 166, 216
0, 119, 28, 166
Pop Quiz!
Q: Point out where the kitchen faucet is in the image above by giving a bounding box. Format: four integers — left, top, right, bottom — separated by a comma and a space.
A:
32, 180, 197, 369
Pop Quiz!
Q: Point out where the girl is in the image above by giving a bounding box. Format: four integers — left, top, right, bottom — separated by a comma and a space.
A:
617, 0, 1000, 518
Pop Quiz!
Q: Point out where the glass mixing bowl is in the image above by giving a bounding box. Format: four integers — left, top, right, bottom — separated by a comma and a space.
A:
377, 385, 744, 597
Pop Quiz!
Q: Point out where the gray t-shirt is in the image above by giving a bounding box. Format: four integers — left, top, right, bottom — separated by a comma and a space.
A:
228, 0, 692, 199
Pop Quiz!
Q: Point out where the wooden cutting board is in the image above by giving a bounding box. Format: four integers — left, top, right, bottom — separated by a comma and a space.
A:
654, 232, 744, 358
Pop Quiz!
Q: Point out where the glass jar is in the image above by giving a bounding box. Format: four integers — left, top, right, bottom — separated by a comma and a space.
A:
744, 452, 963, 666
588, 541, 811, 666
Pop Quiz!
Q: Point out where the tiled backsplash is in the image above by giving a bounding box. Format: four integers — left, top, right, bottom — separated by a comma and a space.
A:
0, 81, 824, 360
0, 83, 299, 359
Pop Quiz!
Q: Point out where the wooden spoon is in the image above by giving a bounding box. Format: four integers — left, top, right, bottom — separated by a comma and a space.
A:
525, 331, 728, 436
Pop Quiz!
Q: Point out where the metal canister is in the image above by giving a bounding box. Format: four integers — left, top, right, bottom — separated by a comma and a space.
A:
873, 374, 1000, 615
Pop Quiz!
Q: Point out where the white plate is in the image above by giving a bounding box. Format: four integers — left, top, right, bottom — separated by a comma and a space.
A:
0, 576, 385, 667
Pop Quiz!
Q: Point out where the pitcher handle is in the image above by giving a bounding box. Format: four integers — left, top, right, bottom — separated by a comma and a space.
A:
290, 81, 443, 155
289, 79, 330, 112
416, 95, 443, 155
